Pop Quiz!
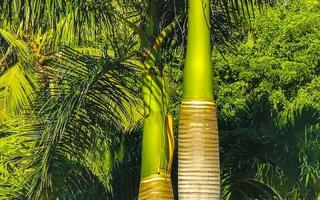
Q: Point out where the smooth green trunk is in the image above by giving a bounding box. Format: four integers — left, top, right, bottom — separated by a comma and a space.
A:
139, 37, 173, 200
138, 1, 174, 199
141, 58, 169, 177
183, 0, 213, 100
140, 0, 170, 179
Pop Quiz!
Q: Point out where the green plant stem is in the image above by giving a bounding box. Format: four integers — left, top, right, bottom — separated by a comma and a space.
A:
140, 0, 169, 178
183, 0, 213, 101
141, 63, 168, 177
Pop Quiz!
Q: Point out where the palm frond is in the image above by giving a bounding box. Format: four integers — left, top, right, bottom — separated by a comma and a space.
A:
0, 0, 119, 47
0, 29, 37, 120
105, 125, 142, 200
0, 28, 35, 67
27, 47, 140, 199
210, 0, 277, 52
0, 115, 36, 199
0, 63, 37, 120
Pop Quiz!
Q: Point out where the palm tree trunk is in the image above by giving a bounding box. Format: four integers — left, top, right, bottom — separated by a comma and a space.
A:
178, 0, 220, 199
138, 1, 174, 199
138, 56, 174, 200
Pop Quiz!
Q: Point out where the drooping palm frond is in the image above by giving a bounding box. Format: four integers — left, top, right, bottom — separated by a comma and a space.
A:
0, 0, 126, 121
0, 28, 35, 67
220, 127, 280, 199
154, 0, 278, 54
0, 63, 36, 120
115, 0, 279, 62
0, 29, 37, 120
209, 0, 278, 52
0, 0, 117, 45
105, 124, 142, 200
0, 115, 36, 200
274, 92, 320, 197
0, 2, 144, 198
26, 47, 140, 199
220, 88, 320, 199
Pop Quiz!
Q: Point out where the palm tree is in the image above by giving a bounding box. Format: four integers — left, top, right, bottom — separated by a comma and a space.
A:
0, 0, 116, 121
28, 47, 139, 199
124, 1, 180, 198
0, 1, 140, 199
1, 0, 181, 198
178, 0, 275, 198
0, 0, 278, 199
178, 0, 220, 198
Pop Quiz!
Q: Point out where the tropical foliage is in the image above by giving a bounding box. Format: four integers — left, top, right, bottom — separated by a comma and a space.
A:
215, 0, 320, 198
0, 0, 319, 199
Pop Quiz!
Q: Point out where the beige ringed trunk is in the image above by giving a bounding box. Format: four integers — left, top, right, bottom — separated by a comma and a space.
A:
178, 100, 220, 199
138, 172, 174, 200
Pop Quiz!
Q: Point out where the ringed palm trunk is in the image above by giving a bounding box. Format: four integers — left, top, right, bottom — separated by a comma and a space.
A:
178, 0, 220, 199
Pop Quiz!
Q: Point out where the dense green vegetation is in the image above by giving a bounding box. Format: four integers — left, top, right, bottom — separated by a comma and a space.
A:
215, 1, 320, 198
0, 0, 319, 199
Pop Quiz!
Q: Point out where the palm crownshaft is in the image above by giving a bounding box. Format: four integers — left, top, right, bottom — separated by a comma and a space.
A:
138, 1, 174, 199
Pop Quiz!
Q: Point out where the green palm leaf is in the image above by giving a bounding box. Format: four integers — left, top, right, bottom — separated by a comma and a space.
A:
0, 63, 36, 120
27, 47, 140, 199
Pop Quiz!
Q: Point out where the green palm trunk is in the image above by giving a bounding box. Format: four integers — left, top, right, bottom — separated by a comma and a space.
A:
178, 0, 220, 199
139, 57, 174, 199
138, 1, 174, 199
